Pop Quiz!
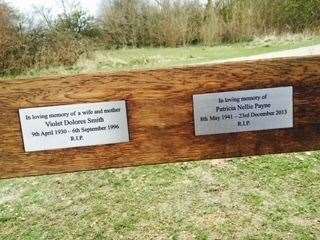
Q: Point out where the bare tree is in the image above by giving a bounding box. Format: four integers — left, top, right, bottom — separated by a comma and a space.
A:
33, 6, 54, 29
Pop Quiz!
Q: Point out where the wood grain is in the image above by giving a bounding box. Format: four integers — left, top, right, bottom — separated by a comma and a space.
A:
1, 56, 320, 179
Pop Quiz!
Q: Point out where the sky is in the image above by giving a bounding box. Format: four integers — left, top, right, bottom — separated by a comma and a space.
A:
6, 0, 101, 17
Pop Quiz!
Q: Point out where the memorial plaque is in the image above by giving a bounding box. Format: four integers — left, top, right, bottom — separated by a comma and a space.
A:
193, 87, 293, 135
19, 101, 129, 152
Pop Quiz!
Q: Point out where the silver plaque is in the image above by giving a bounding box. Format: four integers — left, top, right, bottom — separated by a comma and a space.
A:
193, 87, 293, 136
19, 101, 129, 152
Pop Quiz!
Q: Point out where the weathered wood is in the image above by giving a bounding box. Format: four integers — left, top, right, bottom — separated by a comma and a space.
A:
1, 56, 320, 179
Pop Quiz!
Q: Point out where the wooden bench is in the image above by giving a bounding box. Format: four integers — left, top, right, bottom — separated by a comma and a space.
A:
1, 56, 320, 179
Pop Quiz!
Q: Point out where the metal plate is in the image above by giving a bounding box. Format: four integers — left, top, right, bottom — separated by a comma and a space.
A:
193, 87, 293, 136
19, 101, 129, 152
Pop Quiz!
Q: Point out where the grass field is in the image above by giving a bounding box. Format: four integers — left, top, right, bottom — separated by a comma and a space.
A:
2, 34, 320, 80
1, 153, 320, 239
1, 35, 320, 239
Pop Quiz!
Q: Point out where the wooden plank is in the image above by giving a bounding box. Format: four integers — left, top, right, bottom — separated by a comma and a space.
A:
1, 56, 320, 179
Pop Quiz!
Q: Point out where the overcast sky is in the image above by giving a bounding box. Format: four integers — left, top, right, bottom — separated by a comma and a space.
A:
6, 0, 101, 16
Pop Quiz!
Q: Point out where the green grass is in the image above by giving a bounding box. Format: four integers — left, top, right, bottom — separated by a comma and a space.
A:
2, 34, 320, 80
1, 153, 320, 239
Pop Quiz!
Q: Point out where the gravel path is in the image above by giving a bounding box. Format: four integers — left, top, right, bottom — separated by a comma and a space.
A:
197, 44, 320, 65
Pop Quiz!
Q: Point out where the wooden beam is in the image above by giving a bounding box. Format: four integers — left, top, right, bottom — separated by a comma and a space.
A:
1, 56, 320, 179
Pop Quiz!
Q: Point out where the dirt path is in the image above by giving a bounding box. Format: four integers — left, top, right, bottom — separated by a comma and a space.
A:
197, 44, 320, 65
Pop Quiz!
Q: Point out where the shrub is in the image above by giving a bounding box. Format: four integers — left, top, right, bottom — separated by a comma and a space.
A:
0, 2, 25, 74
31, 31, 90, 68
200, 0, 320, 44
100, 0, 203, 48
0, 1, 94, 75
55, 9, 102, 39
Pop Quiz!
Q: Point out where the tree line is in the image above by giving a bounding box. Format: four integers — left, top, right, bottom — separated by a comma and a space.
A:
1, 0, 319, 75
